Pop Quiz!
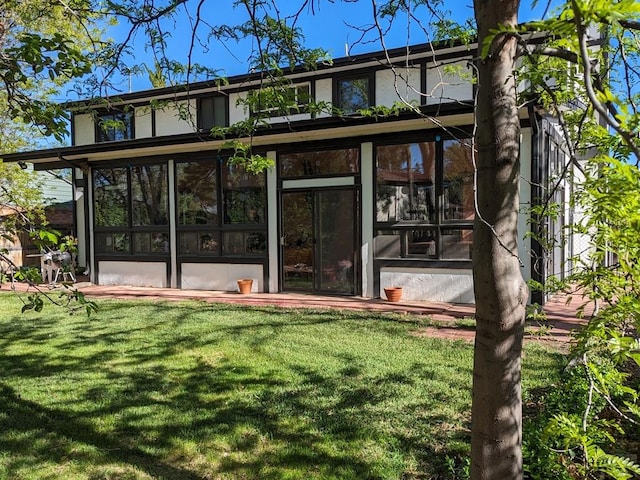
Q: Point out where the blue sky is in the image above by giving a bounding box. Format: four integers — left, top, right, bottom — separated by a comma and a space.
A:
106, 0, 564, 94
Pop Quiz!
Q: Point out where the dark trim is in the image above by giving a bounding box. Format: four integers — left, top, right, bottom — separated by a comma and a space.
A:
62, 39, 478, 109
375, 259, 472, 269
7, 103, 476, 167
529, 106, 545, 305
151, 107, 157, 137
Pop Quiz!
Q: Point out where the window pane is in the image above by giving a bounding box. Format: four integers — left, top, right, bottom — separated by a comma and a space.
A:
337, 77, 369, 114
441, 229, 473, 259
176, 161, 217, 225
93, 168, 129, 227
131, 164, 168, 226
406, 229, 437, 257
222, 163, 265, 224
133, 232, 169, 254
199, 96, 226, 130
376, 142, 436, 223
443, 139, 475, 221
178, 232, 219, 255
224, 231, 267, 255
280, 148, 359, 178
374, 229, 437, 259
95, 232, 129, 253
97, 112, 133, 142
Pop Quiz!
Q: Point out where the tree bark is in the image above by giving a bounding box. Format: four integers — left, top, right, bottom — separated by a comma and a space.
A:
471, 1, 528, 480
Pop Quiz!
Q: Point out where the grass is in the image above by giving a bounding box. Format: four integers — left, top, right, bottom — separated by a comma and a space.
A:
0, 292, 565, 479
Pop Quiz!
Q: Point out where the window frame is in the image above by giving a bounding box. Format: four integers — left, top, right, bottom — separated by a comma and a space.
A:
374, 134, 475, 263
333, 72, 375, 115
92, 160, 170, 258
197, 95, 228, 131
95, 110, 135, 143
248, 82, 313, 117
174, 155, 268, 259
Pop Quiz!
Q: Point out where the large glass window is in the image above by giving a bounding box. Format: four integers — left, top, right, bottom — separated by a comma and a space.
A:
222, 164, 265, 225
376, 142, 436, 223
93, 162, 169, 256
93, 168, 128, 227
175, 157, 267, 258
375, 137, 474, 261
176, 161, 218, 225
280, 148, 360, 178
336, 76, 371, 114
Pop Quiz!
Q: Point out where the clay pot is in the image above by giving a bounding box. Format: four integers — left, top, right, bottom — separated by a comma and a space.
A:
237, 278, 253, 294
384, 286, 403, 302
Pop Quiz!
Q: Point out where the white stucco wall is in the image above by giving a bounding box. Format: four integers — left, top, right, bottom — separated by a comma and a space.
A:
425, 59, 473, 106
154, 99, 197, 136
98, 261, 168, 287
375, 67, 421, 108
135, 106, 153, 138
315, 78, 333, 119
381, 267, 475, 303
73, 113, 95, 145
228, 92, 246, 125
180, 263, 263, 291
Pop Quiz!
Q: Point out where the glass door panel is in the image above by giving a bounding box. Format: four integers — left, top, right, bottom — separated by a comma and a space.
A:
282, 192, 314, 291
317, 189, 355, 294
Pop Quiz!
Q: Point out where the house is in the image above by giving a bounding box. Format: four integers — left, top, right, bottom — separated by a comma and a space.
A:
1, 39, 582, 304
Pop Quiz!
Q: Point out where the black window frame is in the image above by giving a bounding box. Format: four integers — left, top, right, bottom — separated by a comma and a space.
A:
197, 95, 228, 131
374, 133, 475, 263
248, 82, 313, 117
175, 155, 268, 259
92, 160, 170, 258
95, 110, 135, 143
333, 72, 375, 115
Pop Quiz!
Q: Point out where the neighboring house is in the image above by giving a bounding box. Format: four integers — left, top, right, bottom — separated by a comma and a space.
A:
0, 171, 73, 273
1, 39, 584, 303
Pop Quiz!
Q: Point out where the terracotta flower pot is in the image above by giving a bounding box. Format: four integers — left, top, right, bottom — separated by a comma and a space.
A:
237, 278, 253, 294
384, 286, 403, 302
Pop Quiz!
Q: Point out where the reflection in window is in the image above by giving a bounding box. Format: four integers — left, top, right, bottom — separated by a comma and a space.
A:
441, 229, 473, 260
93, 168, 129, 227
443, 139, 475, 221
222, 164, 265, 224
95, 232, 129, 253
336, 76, 370, 114
198, 96, 227, 131
249, 83, 311, 116
223, 232, 267, 255
178, 232, 219, 255
131, 164, 168, 226
376, 142, 436, 223
97, 112, 134, 142
93, 162, 169, 256
133, 232, 170, 254
374, 137, 474, 262
280, 148, 359, 178
176, 161, 217, 225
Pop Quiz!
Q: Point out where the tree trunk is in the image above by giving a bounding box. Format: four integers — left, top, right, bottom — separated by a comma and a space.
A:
471, 1, 528, 480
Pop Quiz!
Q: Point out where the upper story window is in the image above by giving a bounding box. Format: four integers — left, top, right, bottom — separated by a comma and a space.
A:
249, 83, 311, 117
198, 96, 227, 131
335, 74, 373, 114
96, 111, 134, 142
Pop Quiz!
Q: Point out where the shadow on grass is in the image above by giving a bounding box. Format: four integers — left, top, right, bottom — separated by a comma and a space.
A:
0, 299, 480, 479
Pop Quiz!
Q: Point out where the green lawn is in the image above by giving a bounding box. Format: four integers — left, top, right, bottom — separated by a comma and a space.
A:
0, 292, 564, 479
